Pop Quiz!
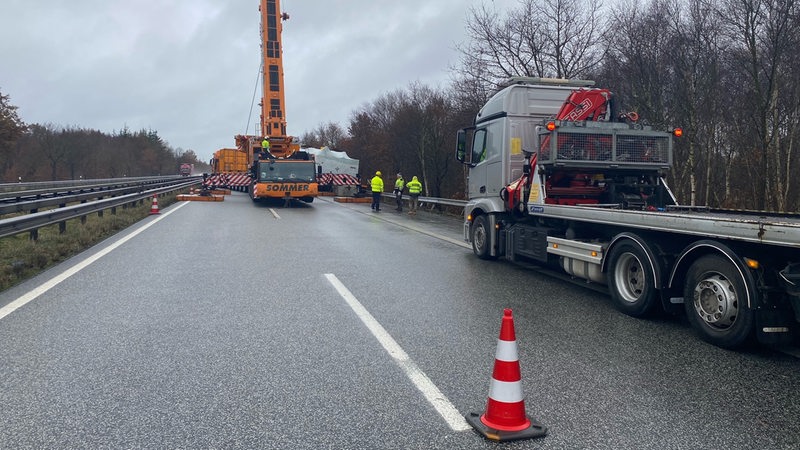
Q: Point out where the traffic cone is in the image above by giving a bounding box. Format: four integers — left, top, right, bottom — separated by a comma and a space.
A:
149, 194, 160, 215
466, 308, 547, 442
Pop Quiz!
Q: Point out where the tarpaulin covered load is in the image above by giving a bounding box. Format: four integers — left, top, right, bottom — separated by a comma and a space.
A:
306, 147, 359, 177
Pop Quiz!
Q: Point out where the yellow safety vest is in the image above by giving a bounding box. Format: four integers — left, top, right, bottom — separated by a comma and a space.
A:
371, 176, 384, 192
407, 178, 422, 194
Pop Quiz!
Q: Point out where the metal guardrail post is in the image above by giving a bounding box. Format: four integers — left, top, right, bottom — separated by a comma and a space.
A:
0, 179, 198, 240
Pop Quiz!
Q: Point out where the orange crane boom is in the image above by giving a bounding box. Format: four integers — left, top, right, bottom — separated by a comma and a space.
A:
258, 0, 298, 158
207, 0, 318, 204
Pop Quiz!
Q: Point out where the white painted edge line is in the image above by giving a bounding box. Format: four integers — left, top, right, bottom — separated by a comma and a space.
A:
329, 198, 470, 249
0, 202, 190, 321
269, 208, 281, 219
324, 273, 471, 432
392, 222, 470, 249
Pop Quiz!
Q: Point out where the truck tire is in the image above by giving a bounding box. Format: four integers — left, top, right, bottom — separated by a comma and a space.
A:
607, 241, 659, 317
683, 255, 755, 348
471, 215, 496, 260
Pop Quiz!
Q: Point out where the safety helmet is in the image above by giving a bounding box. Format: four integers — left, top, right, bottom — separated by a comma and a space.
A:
376, 171, 381, 176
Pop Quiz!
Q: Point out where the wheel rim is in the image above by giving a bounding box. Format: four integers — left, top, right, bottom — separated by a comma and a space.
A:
613, 253, 644, 303
473, 222, 486, 253
692, 274, 738, 329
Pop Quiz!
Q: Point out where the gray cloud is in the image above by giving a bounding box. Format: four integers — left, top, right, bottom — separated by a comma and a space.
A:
1, 0, 507, 162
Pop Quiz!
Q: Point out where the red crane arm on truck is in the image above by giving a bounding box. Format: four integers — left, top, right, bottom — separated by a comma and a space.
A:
555, 88, 613, 122
503, 88, 617, 212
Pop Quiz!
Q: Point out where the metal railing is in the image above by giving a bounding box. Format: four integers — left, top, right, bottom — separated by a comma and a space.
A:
0, 175, 195, 197
380, 193, 467, 214
0, 178, 200, 239
0, 177, 202, 216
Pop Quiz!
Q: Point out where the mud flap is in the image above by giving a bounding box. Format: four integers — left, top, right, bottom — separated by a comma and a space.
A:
755, 308, 793, 345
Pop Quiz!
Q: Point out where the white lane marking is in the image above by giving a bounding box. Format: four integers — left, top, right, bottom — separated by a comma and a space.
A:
0, 202, 189, 321
324, 273, 471, 432
269, 208, 281, 219
334, 199, 469, 249
392, 221, 470, 249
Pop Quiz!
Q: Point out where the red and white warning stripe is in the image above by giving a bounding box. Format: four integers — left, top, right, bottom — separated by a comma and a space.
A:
317, 173, 360, 186
481, 308, 531, 431
149, 195, 160, 215
203, 173, 251, 187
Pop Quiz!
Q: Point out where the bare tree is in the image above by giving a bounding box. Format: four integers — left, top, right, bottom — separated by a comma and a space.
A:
454, 0, 607, 90
669, 0, 726, 207
540, 0, 608, 78
347, 93, 399, 179
718, 0, 800, 210
393, 83, 456, 197
299, 121, 348, 149
0, 89, 27, 180
346, 84, 463, 198
603, 0, 673, 124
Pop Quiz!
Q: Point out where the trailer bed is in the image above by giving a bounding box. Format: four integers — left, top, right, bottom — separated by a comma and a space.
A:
529, 204, 800, 248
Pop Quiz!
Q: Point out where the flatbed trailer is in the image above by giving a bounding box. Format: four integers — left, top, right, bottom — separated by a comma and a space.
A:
528, 204, 800, 247
456, 77, 800, 349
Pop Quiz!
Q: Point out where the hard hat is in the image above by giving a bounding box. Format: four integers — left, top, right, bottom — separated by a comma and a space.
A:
376, 171, 381, 176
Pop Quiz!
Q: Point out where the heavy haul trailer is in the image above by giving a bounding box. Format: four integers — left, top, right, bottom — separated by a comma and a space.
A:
456, 77, 800, 349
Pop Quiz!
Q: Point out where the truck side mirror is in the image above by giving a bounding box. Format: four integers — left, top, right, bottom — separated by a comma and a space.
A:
456, 130, 467, 163
456, 127, 475, 165
522, 150, 532, 174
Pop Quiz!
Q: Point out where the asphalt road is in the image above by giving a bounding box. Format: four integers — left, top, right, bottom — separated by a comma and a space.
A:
1, 192, 799, 449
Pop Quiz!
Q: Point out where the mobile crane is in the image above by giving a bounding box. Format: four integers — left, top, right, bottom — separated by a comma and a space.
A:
207, 0, 317, 203
456, 77, 800, 349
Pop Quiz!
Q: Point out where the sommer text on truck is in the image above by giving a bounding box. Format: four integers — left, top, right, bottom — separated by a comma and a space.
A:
455, 77, 800, 349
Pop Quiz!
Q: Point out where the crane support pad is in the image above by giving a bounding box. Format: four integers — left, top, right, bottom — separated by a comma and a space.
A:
177, 195, 224, 202
333, 197, 371, 203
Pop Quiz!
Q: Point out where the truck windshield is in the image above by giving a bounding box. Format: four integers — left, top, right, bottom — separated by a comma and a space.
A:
257, 161, 316, 182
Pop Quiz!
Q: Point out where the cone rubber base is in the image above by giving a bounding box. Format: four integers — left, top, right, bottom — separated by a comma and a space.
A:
465, 412, 547, 442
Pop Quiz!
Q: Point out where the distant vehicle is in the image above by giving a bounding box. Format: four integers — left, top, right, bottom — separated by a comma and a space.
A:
179, 163, 193, 176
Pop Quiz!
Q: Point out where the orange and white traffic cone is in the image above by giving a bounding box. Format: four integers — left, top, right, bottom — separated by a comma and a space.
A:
466, 308, 547, 442
149, 194, 160, 215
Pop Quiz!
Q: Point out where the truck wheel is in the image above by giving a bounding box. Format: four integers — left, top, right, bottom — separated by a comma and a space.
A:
684, 255, 755, 348
607, 241, 659, 317
471, 215, 496, 260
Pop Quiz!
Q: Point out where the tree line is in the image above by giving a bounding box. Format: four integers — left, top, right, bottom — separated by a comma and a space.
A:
301, 0, 800, 211
3, 0, 799, 211
0, 93, 206, 182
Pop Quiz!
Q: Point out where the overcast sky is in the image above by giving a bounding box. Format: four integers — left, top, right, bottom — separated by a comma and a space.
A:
1, 0, 513, 163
